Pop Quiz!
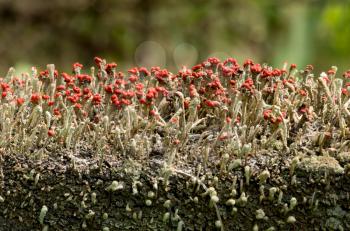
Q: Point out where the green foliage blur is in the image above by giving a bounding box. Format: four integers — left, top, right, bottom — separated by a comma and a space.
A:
0, 0, 349, 74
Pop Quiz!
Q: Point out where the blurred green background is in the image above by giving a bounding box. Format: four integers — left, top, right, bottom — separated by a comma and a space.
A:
0, 0, 349, 74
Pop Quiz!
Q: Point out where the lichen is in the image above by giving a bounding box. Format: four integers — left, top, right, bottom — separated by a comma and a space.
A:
297, 155, 344, 174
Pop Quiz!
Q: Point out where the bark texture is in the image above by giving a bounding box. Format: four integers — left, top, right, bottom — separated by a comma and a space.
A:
0, 148, 350, 231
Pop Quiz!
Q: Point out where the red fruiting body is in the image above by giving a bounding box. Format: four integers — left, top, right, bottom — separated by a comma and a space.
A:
67, 95, 79, 103
74, 103, 82, 109
205, 100, 220, 107
105, 63, 117, 74
104, 84, 113, 94
298, 104, 309, 115
114, 88, 123, 95
31, 93, 41, 104
135, 83, 144, 91
56, 85, 65, 91
229, 80, 236, 86
83, 87, 91, 95
61, 73, 73, 84
241, 78, 254, 92
192, 64, 202, 71
219, 132, 230, 141
207, 57, 220, 65
64, 90, 71, 97
2, 56, 348, 144
155, 69, 169, 83
73, 62, 83, 70
327, 69, 335, 75
261, 69, 273, 78
121, 99, 131, 106
1, 83, 10, 91
276, 115, 283, 124
235, 116, 241, 124
251, 64, 262, 74
129, 75, 138, 83
272, 69, 282, 77
170, 117, 178, 123
94, 57, 103, 67
92, 94, 102, 105
112, 99, 121, 108
189, 84, 198, 97
73, 86, 81, 94
48, 129, 55, 137
77, 74, 92, 83
111, 94, 118, 101
42, 95, 50, 100
224, 58, 238, 65
342, 88, 348, 96
343, 70, 350, 79
39, 70, 49, 79
149, 110, 157, 117
54, 92, 62, 99
151, 66, 161, 73
53, 70, 59, 78
146, 88, 158, 100
299, 89, 307, 96
139, 67, 150, 76
221, 66, 236, 77
243, 59, 253, 67
184, 99, 190, 109
53, 108, 61, 116
139, 98, 147, 105
16, 97, 25, 105
115, 79, 127, 85
128, 67, 138, 75
156, 87, 168, 97
263, 109, 272, 120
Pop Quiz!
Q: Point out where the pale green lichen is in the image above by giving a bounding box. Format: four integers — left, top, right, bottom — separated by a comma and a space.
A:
298, 156, 344, 174
255, 209, 266, 220
286, 216, 296, 223
289, 197, 297, 211
39, 205, 48, 225
214, 220, 222, 229
85, 210, 95, 220
163, 212, 170, 223
105, 181, 124, 192
258, 170, 270, 184
269, 187, 278, 201
163, 200, 171, 208
209, 193, 219, 208
226, 198, 235, 206
228, 159, 242, 171
336, 152, 350, 163
147, 191, 155, 198
145, 199, 152, 206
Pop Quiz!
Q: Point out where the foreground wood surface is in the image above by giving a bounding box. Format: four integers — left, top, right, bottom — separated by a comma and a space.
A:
0, 147, 349, 231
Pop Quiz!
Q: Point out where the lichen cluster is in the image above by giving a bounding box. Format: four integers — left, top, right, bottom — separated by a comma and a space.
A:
0, 58, 349, 161
0, 57, 350, 230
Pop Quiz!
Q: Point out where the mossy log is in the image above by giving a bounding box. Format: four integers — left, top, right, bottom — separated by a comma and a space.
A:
0, 148, 350, 231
